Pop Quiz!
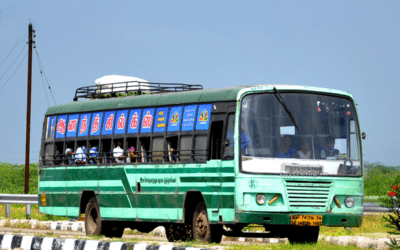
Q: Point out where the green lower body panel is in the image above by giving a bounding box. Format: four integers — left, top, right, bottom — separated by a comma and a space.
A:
235, 212, 362, 227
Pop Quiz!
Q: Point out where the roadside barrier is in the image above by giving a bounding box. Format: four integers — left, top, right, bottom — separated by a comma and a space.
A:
0, 234, 211, 250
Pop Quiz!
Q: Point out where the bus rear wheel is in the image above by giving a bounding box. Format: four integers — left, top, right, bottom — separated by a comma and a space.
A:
85, 197, 124, 238
287, 226, 319, 244
85, 197, 102, 236
192, 201, 222, 243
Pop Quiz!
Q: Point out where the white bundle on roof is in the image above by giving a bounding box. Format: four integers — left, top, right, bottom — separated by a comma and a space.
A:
94, 75, 150, 94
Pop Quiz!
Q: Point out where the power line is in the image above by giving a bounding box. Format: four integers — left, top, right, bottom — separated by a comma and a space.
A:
34, 48, 56, 105
0, 43, 27, 83
0, 52, 28, 91
0, 33, 27, 68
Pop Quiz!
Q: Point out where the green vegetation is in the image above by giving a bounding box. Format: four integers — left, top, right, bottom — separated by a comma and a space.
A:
0, 162, 38, 194
364, 162, 400, 197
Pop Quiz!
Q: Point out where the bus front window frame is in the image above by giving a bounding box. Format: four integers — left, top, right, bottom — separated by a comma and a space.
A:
239, 91, 363, 177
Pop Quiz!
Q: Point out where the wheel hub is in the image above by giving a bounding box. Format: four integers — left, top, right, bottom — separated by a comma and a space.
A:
195, 212, 208, 237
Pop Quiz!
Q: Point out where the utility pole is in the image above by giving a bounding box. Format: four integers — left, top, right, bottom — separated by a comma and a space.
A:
25, 22, 35, 194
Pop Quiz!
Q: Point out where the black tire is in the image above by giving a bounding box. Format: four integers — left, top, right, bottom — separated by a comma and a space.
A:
84, 197, 124, 238
192, 201, 222, 243
85, 197, 102, 236
165, 223, 193, 242
287, 226, 319, 244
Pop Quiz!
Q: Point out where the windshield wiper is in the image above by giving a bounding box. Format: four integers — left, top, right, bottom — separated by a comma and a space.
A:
273, 87, 300, 132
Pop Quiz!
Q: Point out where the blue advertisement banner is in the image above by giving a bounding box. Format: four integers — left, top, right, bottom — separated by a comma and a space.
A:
181, 105, 198, 131
114, 110, 129, 135
102, 111, 116, 135
154, 107, 169, 133
90, 112, 103, 136
78, 113, 91, 137
167, 106, 183, 132
196, 104, 212, 130
55, 115, 68, 138
127, 109, 142, 134
66, 114, 80, 138
140, 108, 155, 133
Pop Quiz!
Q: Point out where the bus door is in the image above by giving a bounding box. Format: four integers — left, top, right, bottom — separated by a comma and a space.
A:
207, 114, 225, 212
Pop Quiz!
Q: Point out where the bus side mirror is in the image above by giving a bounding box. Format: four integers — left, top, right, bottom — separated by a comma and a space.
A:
224, 139, 231, 147
362, 132, 366, 140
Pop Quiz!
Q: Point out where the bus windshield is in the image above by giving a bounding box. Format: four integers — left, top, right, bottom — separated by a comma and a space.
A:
240, 92, 362, 177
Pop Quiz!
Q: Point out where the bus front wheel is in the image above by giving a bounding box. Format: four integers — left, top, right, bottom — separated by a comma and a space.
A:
287, 226, 319, 244
192, 201, 222, 243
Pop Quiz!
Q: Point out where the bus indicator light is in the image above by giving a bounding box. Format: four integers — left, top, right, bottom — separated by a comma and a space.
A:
41, 194, 46, 206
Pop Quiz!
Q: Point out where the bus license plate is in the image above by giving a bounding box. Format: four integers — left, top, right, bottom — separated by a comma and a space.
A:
290, 215, 322, 226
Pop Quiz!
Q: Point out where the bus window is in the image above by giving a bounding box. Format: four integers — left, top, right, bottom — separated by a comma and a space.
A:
54, 142, 64, 165
180, 136, 193, 162
44, 143, 54, 165
76, 140, 87, 164
209, 121, 223, 160
45, 116, 55, 140
167, 136, 178, 162
112, 139, 125, 164
222, 114, 235, 159
194, 135, 207, 162
101, 139, 112, 163
126, 137, 138, 163
88, 140, 100, 164
65, 141, 75, 165
139, 137, 150, 163
152, 137, 164, 163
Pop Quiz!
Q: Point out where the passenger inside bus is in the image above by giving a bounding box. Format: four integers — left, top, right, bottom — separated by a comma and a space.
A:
127, 146, 136, 163
65, 147, 74, 165
275, 136, 298, 158
113, 141, 125, 163
75, 145, 87, 164
89, 146, 99, 164
321, 137, 340, 160
298, 138, 312, 159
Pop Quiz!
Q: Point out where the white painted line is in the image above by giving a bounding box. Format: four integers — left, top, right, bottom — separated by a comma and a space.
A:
41, 237, 54, 250
132, 244, 147, 250
20, 236, 34, 250
158, 246, 174, 250
71, 223, 79, 231
84, 240, 99, 250
1, 235, 13, 250
50, 222, 58, 230
63, 239, 76, 250
109, 242, 124, 250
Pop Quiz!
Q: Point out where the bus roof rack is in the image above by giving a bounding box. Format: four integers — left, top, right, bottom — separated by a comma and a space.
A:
73, 81, 203, 101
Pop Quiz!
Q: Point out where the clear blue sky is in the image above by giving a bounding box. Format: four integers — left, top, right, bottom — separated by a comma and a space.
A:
0, 1, 398, 166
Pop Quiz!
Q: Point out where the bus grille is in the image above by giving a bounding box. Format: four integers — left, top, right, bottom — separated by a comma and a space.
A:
285, 180, 331, 209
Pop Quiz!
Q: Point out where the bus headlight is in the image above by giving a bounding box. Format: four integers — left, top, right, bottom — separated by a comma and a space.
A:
256, 194, 266, 205
345, 196, 355, 208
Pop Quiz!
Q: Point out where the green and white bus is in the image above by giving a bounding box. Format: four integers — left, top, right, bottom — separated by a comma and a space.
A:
39, 82, 364, 243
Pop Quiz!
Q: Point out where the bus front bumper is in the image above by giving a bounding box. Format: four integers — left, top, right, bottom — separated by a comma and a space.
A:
235, 212, 362, 227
